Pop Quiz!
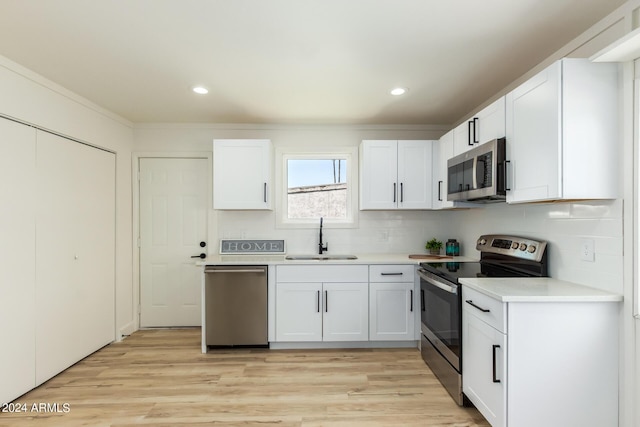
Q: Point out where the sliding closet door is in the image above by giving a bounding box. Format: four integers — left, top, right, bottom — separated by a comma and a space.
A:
35, 131, 115, 385
0, 118, 36, 403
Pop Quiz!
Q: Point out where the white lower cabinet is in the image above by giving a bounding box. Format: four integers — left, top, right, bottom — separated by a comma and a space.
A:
462, 286, 618, 427
463, 303, 507, 426
275, 283, 323, 341
275, 265, 369, 342
274, 264, 420, 344
369, 265, 415, 341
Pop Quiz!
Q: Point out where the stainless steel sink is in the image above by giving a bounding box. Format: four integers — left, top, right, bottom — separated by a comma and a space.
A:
285, 254, 358, 261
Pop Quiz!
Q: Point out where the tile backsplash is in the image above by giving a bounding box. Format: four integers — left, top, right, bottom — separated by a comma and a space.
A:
450, 199, 624, 294
216, 199, 624, 294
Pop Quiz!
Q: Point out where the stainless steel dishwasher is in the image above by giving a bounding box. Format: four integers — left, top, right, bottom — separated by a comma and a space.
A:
204, 265, 268, 347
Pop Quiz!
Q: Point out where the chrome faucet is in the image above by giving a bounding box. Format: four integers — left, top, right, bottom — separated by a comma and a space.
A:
318, 217, 328, 254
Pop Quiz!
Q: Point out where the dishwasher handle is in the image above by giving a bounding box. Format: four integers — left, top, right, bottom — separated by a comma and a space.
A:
204, 267, 267, 274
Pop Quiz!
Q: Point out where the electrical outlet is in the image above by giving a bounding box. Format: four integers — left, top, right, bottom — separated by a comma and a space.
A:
580, 239, 595, 262
379, 230, 389, 242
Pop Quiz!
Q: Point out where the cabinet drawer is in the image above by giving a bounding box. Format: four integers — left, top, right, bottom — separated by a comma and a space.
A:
462, 287, 506, 333
369, 265, 414, 282
276, 265, 368, 283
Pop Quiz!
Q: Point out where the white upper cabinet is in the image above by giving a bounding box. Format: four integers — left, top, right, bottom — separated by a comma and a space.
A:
453, 97, 506, 156
360, 140, 434, 210
505, 59, 619, 204
432, 130, 454, 209
213, 139, 272, 210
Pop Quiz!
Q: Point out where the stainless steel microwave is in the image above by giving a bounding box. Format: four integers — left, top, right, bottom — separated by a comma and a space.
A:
447, 138, 506, 203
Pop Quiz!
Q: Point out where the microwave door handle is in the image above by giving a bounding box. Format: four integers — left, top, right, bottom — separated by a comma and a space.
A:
472, 156, 478, 190
503, 160, 511, 191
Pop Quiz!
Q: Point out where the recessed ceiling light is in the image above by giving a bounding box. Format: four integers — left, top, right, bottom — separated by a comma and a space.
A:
390, 87, 407, 96
192, 86, 209, 95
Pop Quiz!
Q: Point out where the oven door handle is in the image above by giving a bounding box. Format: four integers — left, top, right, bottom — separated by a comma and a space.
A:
417, 268, 458, 294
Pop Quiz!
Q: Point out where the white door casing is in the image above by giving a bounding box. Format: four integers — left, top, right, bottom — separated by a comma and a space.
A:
139, 158, 208, 327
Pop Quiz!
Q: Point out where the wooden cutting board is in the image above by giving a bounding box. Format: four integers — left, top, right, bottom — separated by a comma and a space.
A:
408, 254, 453, 260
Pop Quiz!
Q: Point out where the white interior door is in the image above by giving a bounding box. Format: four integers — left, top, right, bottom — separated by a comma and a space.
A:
36, 131, 116, 384
139, 158, 208, 327
0, 118, 36, 402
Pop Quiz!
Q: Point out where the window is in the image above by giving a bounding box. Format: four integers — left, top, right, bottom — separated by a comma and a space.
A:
287, 159, 347, 219
276, 148, 358, 228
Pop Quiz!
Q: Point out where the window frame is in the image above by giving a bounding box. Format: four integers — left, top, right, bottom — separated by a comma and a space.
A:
275, 146, 359, 229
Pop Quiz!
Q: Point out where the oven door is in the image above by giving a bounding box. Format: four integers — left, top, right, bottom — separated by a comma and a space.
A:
418, 268, 461, 371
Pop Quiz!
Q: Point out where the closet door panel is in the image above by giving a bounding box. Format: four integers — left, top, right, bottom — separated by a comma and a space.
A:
35, 131, 115, 385
0, 118, 36, 403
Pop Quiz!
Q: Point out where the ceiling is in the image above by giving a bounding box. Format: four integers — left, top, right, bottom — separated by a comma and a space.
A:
0, 0, 627, 125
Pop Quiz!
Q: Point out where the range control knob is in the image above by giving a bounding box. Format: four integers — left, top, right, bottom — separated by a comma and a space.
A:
478, 238, 487, 246
519, 243, 528, 251
527, 245, 537, 253
511, 242, 519, 250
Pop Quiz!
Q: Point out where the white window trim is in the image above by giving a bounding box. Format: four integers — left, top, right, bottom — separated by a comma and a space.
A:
632, 77, 640, 320
275, 146, 359, 229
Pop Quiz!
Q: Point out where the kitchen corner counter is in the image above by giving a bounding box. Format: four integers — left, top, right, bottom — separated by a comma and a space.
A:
459, 277, 623, 303
197, 253, 477, 266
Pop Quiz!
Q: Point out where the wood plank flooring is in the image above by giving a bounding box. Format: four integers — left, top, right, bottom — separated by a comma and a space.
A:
1, 329, 489, 426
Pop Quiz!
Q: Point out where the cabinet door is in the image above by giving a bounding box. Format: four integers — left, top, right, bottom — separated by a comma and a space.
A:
360, 140, 398, 210
506, 61, 561, 203
35, 131, 116, 385
213, 139, 272, 210
433, 131, 454, 209
452, 119, 473, 156
275, 283, 322, 341
475, 97, 505, 144
463, 312, 507, 427
0, 119, 36, 403
397, 140, 433, 209
369, 282, 414, 340
322, 283, 369, 341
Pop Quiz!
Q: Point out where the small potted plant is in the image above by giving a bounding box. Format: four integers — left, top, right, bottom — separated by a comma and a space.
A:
425, 238, 443, 255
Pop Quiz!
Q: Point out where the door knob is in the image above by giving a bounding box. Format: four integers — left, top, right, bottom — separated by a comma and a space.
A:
191, 253, 206, 259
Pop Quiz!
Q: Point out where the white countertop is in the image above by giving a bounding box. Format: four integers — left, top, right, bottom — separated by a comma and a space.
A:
197, 253, 477, 266
459, 277, 622, 303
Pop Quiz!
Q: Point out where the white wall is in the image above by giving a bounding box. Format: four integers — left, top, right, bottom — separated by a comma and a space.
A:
133, 123, 455, 255
452, 201, 624, 293
0, 55, 135, 338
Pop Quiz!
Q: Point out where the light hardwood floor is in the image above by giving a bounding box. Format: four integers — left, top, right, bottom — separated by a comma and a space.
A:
1, 329, 489, 426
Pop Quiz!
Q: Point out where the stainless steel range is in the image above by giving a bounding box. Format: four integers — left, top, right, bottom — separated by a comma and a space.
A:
418, 234, 548, 405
